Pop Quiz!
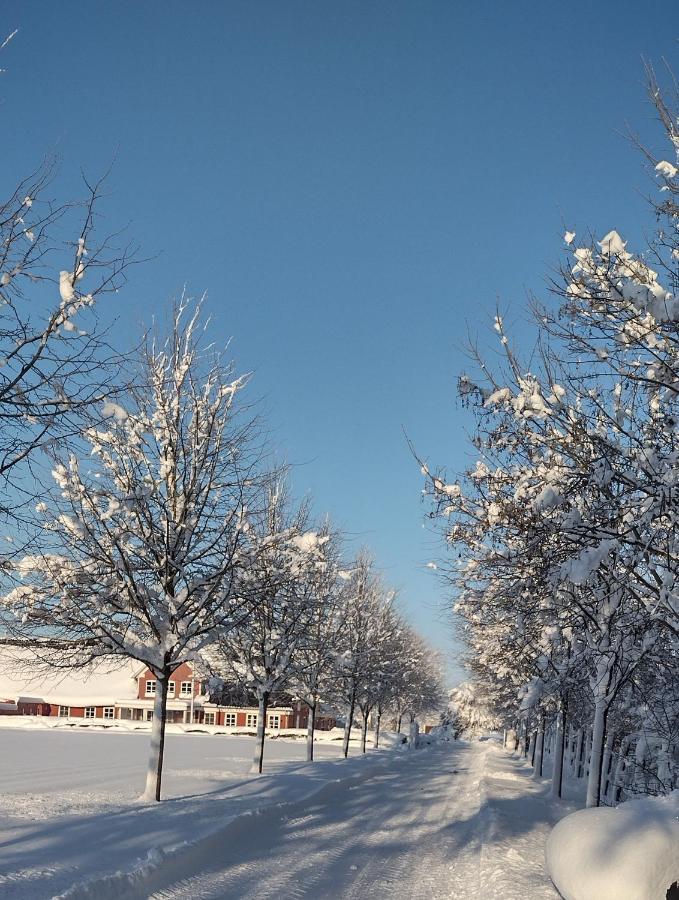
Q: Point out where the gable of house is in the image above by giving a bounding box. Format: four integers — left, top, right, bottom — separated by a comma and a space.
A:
136, 661, 204, 700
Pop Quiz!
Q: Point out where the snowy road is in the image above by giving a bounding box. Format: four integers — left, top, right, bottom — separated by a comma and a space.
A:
136, 740, 561, 900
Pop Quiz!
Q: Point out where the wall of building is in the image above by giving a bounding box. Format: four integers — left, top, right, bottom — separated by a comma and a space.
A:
137, 662, 203, 700
18, 700, 51, 716
48, 704, 116, 720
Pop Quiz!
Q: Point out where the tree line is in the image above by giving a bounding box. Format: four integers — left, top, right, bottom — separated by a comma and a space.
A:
421, 65, 679, 808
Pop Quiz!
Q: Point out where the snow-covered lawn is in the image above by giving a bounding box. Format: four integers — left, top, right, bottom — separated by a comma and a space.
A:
0, 722, 391, 898
0, 726, 578, 899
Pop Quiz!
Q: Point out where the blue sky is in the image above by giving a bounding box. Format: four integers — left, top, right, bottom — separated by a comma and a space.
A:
2, 2, 677, 682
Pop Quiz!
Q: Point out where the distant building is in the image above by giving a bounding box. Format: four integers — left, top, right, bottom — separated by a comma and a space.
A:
0, 656, 336, 731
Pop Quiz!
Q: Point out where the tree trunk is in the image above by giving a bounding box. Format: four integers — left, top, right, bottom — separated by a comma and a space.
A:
575, 728, 586, 778
551, 706, 566, 799
532, 716, 545, 779
600, 728, 615, 804
408, 718, 419, 751
566, 725, 575, 774
530, 728, 537, 766
586, 702, 608, 808
361, 710, 369, 754
374, 706, 381, 750
343, 688, 356, 759
143, 670, 169, 802
252, 691, 269, 775
396, 712, 402, 734
306, 700, 316, 763
613, 735, 632, 802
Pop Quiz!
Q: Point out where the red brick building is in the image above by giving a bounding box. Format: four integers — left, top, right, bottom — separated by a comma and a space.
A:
0, 657, 336, 731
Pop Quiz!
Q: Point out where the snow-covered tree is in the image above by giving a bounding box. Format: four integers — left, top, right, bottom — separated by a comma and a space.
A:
420, 63, 679, 806
0, 301, 265, 800
208, 485, 328, 774
330, 552, 384, 759
354, 594, 403, 753
288, 525, 347, 761
0, 165, 131, 529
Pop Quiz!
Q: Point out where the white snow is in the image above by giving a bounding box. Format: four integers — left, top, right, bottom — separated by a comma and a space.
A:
0, 727, 579, 899
59, 271, 75, 303
100, 400, 128, 422
545, 792, 679, 900
0, 720, 396, 899
655, 160, 678, 178
127, 736, 565, 900
5, 723, 669, 900
598, 230, 627, 257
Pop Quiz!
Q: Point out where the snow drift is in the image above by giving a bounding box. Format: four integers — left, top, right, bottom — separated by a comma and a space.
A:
545, 792, 679, 900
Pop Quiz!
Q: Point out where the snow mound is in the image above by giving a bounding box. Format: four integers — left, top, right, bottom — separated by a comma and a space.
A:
545, 792, 679, 900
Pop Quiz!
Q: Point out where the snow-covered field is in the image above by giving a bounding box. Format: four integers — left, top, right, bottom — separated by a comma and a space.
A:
0, 724, 577, 899
0, 722, 393, 898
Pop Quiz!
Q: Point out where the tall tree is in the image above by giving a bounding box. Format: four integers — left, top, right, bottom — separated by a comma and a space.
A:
0, 301, 266, 800
209, 486, 326, 774
288, 525, 347, 761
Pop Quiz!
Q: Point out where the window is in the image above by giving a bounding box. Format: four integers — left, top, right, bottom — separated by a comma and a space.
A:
180, 681, 192, 697
224, 713, 236, 727
145, 680, 156, 697
146, 710, 153, 721
268, 714, 281, 729
103, 707, 114, 720
204, 712, 215, 725
246, 713, 258, 728
58, 705, 70, 717
167, 681, 175, 697
85, 707, 96, 719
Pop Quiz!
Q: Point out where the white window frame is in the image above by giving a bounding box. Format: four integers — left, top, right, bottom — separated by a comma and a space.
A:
103, 707, 114, 720
167, 681, 175, 697
58, 705, 70, 717
204, 712, 215, 725
246, 713, 258, 728
145, 680, 156, 697
268, 714, 281, 729
180, 681, 192, 697
84, 706, 96, 719
224, 712, 236, 727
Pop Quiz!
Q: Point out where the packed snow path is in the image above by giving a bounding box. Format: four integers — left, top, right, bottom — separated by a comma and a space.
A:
138, 740, 560, 900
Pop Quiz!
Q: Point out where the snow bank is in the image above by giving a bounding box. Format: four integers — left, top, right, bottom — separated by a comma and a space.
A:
545, 792, 679, 900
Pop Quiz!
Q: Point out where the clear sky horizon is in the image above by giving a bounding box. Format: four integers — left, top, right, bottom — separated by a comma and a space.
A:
2, 1, 678, 684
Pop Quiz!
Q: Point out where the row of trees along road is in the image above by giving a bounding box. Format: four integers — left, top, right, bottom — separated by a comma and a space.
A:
421, 65, 679, 808
0, 276, 445, 804
0, 31, 445, 804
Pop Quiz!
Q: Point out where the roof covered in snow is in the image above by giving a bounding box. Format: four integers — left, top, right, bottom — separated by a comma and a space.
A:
0, 649, 139, 705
